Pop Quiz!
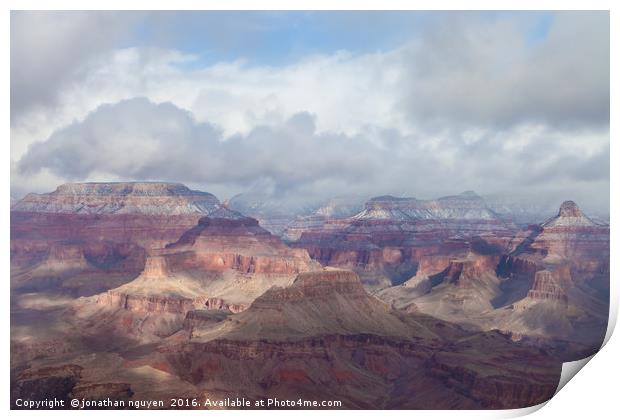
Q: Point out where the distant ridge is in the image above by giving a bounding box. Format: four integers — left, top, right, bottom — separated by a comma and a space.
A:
353, 191, 498, 221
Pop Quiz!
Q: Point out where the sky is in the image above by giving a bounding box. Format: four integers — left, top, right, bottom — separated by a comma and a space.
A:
10, 11, 610, 214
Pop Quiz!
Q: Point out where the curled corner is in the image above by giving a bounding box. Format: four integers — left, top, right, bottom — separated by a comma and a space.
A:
601, 247, 618, 348
500, 288, 617, 418
495, 401, 548, 418
554, 355, 595, 396
497, 352, 601, 418
550, 297, 616, 399
602, 285, 618, 348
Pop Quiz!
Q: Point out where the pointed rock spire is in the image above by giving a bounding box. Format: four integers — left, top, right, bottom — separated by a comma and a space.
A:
543, 200, 595, 227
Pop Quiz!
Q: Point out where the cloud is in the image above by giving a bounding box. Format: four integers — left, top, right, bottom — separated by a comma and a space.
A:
10, 11, 137, 118
9, 45, 407, 165
17, 98, 381, 189
10, 11, 610, 214
15, 97, 609, 214
400, 11, 609, 129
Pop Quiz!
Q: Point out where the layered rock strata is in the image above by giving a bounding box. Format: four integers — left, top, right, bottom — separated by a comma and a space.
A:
289, 192, 516, 289
11, 182, 240, 295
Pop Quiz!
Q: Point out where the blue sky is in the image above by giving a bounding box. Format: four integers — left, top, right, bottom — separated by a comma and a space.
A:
126, 11, 555, 66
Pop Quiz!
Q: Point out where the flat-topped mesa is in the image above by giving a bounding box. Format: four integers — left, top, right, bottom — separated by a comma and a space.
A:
11, 183, 236, 292
434, 192, 499, 220
353, 191, 499, 221
542, 200, 596, 228
12, 182, 222, 215
54, 182, 203, 196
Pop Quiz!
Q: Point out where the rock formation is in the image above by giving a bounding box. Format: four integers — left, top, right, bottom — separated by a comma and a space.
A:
153, 269, 562, 409
290, 192, 515, 289
527, 269, 571, 303
521, 200, 609, 266
354, 191, 499, 220
12, 182, 221, 215
375, 201, 609, 356
12, 269, 564, 409
76, 216, 320, 340
11, 182, 237, 296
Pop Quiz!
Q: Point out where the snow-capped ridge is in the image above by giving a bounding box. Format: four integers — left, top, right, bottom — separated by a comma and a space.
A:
353, 191, 497, 221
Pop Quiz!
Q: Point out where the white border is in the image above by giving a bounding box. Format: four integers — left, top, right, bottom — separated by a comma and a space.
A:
2, 0, 618, 11
3, 1, 616, 419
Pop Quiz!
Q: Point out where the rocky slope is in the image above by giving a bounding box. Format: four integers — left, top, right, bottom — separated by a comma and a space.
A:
12, 270, 562, 409
198, 269, 430, 341
147, 269, 562, 409
11, 241, 146, 296
75, 216, 320, 340
378, 253, 502, 316
526, 268, 571, 303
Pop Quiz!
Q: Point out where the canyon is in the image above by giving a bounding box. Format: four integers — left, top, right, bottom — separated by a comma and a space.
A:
10, 183, 609, 409
288, 192, 517, 289
11, 182, 232, 296
376, 200, 609, 358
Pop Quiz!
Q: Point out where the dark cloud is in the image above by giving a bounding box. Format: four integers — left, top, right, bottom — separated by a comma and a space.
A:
16, 97, 609, 214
